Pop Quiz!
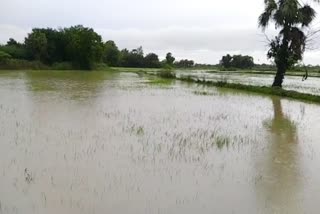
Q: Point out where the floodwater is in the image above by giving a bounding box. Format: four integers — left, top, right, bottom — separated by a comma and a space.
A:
1, 70, 320, 214
176, 70, 320, 95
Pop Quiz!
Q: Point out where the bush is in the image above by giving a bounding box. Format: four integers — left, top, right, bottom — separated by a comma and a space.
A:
91, 63, 110, 71
157, 69, 176, 79
0, 51, 12, 62
51, 62, 74, 70
162, 64, 173, 70
0, 59, 48, 70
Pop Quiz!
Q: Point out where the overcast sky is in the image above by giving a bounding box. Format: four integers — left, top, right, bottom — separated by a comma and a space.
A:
1, 0, 320, 64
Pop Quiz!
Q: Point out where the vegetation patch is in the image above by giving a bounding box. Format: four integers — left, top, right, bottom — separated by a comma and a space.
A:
156, 69, 176, 79
177, 76, 320, 104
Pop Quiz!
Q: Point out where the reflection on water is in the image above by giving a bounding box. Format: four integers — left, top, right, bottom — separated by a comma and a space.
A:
268, 97, 297, 141
24, 71, 118, 100
0, 71, 320, 214
256, 97, 300, 214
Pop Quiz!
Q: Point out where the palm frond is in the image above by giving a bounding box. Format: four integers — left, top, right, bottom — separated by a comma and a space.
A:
299, 5, 316, 27
259, 0, 277, 30
281, 0, 299, 23
259, 12, 272, 29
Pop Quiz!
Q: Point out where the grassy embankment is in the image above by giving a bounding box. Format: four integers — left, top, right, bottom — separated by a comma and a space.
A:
153, 69, 320, 104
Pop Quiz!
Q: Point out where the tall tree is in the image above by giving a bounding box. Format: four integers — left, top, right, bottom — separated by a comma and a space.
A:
259, 0, 319, 87
220, 54, 232, 68
25, 29, 48, 61
36, 28, 67, 64
144, 53, 161, 68
165, 52, 175, 66
103, 40, 120, 66
64, 25, 104, 69
7, 38, 19, 46
120, 47, 144, 68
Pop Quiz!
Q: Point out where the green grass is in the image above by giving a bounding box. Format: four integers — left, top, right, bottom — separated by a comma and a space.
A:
207, 69, 320, 78
156, 69, 176, 79
177, 76, 320, 104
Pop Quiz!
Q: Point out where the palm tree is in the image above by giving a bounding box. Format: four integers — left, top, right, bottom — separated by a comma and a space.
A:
259, 0, 319, 87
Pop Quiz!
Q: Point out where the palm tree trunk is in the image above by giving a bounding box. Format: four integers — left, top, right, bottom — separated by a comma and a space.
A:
272, 67, 285, 87
273, 26, 289, 88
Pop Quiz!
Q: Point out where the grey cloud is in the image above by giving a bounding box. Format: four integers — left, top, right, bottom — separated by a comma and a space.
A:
97, 27, 267, 51
1, 0, 320, 64
0, 24, 30, 43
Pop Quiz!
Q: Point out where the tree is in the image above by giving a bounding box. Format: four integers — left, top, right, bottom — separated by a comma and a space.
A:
232, 55, 254, 69
103, 40, 120, 66
165, 52, 175, 65
7, 38, 19, 46
119, 47, 144, 68
34, 28, 67, 64
144, 53, 161, 68
119, 48, 130, 67
132, 46, 144, 56
220, 54, 254, 69
25, 29, 48, 61
174, 59, 194, 68
220, 54, 232, 68
64, 25, 104, 69
259, 0, 319, 87
0, 40, 28, 60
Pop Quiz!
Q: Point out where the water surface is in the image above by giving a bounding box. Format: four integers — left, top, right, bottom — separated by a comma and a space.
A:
176, 70, 320, 95
1, 70, 320, 214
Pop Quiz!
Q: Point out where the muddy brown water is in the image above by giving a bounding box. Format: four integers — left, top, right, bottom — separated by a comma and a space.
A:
0, 71, 320, 214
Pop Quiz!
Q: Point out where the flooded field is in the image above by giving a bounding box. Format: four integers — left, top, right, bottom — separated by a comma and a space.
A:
176, 70, 320, 95
1, 70, 320, 214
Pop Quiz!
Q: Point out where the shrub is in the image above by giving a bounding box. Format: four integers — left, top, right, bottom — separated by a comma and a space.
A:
51, 62, 74, 70
0, 59, 48, 70
157, 69, 176, 79
0, 51, 12, 62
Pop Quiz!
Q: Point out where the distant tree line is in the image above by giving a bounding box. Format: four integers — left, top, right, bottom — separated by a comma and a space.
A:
0, 25, 197, 70
220, 54, 254, 69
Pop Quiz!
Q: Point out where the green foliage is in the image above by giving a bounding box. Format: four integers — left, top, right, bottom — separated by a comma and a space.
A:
119, 47, 145, 68
0, 51, 12, 62
25, 29, 48, 61
6, 38, 19, 46
64, 25, 104, 69
165, 52, 175, 66
0, 25, 196, 71
0, 43, 28, 60
220, 54, 232, 68
35, 28, 67, 64
0, 59, 48, 70
103, 40, 120, 66
259, 0, 319, 87
157, 69, 176, 79
51, 62, 74, 70
91, 63, 111, 71
220, 54, 254, 69
174, 59, 194, 68
144, 53, 161, 68
162, 63, 174, 70
178, 75, 320, 103
193, 63, 219, 69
